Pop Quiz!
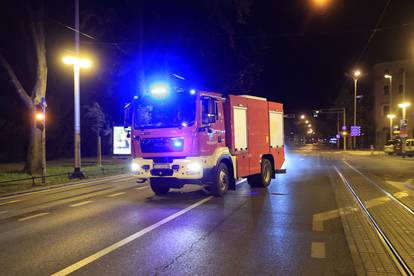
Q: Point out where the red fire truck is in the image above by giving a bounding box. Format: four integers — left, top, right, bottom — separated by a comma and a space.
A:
124, 84, 285, 196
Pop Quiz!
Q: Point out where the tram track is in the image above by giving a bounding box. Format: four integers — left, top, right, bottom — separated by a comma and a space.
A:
334, 164, 413, 276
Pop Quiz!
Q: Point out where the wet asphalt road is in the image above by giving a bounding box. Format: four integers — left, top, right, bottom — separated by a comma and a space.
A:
0, 147, 357, 275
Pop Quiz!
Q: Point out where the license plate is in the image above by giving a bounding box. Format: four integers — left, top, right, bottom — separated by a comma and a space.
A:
154, 164, 170, 169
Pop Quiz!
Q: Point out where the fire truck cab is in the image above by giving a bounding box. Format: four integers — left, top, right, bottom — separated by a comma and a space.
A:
125, 85, 285, 196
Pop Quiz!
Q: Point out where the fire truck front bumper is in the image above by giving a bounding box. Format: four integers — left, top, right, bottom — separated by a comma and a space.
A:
130, 157, 214, 180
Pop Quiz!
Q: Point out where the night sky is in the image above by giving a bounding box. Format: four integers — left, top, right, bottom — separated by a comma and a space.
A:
1, 0, 414, 160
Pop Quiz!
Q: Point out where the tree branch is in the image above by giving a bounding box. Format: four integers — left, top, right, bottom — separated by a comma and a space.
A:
0, 53, 32, 108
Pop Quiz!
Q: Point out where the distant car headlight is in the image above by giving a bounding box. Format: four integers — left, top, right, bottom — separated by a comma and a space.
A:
131, 163, 140, 172
186, 162, 202, 172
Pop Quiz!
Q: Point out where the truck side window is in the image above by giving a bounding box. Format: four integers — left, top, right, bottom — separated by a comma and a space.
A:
202, 97, 218, 124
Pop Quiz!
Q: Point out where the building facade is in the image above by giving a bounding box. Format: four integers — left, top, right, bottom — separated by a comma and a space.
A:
374, 60, 414, 148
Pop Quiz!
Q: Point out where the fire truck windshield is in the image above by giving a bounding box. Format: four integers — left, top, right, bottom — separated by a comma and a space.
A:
134, 93, 196, 129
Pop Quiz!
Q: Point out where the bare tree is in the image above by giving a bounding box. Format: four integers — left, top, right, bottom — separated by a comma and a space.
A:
84, 102, 110, 167
0, 1, 47, 175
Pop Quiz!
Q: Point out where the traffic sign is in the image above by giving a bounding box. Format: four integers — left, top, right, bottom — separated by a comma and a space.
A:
350, 125, 361, 137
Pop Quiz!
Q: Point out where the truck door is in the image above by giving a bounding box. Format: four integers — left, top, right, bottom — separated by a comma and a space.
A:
199, 96, 225, 156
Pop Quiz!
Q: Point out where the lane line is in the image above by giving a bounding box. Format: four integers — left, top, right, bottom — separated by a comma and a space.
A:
0, 210, 8, 215
135, 186, 148, 190
236, 179, 246, 186
112, 177, 136, 184
0, 199, 23, 206
311, 242, 326, 259
0, 174, 132, 200
52, 196, 213, 276
106, 192, 126, 198
18, 212, 50, 222
69, 201, 94, 207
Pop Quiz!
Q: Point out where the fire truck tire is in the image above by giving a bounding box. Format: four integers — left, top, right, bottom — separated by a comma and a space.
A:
210, 163, 229, 197
150, 179, 170, 195
248, 159, 272, 188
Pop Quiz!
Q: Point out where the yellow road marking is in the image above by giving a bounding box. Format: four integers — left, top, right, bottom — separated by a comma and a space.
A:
311, 242, 326, 259
51, 196, 213, 276
0, 199, 23, 206
69, 201, 93, 207
18, 212, 50, 222
107, 192, 126, 197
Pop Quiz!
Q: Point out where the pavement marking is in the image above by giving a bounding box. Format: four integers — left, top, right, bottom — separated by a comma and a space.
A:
311, 242, 326, 259
0, 174, 132, 200
236, 179, 247, 186
107, 192, 126, 198
112, 177, 135, 183
18, 212, 50, 222
0, 210, 8, 215
135, 186, 148, 190
51, 196, 213, 276
69, 200, 94, 207
0, 199, 23, 206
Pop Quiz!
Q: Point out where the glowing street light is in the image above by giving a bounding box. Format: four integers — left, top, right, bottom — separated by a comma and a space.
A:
349, 69, 362, 149
300, 114, 306, 120
62, 55, 92, 178
308, 124, 312, 128
387, 114, 396, 139
398, 102, 411, 120
305, 120, 309, 124
62, 56, 92, 68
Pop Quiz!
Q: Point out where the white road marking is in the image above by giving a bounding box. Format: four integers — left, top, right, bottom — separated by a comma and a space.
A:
236, 179, 246, 186
51, 196, 213, 276
0, 199, 23, 206
311, 242, 326, 259
106, 192, 126, 198
0, 210, 8, 215
0, 174, 132, 200
18, 212, 50, 222
135, 186, 148, 190
112, 177, 135, 183
69, 201, 94, 207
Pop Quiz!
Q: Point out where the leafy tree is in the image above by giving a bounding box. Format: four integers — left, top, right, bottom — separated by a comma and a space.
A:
0, 1, 47, 175
84, 102, 110, 167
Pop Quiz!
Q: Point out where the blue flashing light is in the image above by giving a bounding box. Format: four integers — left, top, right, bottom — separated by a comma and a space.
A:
190, 89, 196, 95
133, 95, 138, 99
173, 140, 183, 148
150, 83, 169, 99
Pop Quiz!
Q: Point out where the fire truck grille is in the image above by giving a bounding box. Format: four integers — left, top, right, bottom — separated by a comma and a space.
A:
140, 137, 184, 153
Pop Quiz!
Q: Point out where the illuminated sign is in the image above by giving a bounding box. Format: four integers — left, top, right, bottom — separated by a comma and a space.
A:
350, 126, 361, 137
113, 126, 131, 155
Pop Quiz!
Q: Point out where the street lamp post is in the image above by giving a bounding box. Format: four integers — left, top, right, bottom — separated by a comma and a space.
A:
387, 114, 395, 140
63, 56, 91, 178
353, 70, 361, 149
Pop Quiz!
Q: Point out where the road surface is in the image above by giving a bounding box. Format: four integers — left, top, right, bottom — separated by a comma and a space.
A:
1, 145, 412, 275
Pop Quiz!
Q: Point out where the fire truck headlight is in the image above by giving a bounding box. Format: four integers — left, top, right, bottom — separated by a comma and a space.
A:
187, 162, 202, 173
150, 83, 169, 99
131, 163, 140, 172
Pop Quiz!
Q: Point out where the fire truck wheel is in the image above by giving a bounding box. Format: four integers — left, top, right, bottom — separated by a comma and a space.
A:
248, 159, 272, 188
210, 163, 229, 196
150, 179, 170, 195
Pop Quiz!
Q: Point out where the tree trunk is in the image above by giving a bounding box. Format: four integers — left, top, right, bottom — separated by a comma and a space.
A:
97, 135, 102, 167
26, 106, 43, 175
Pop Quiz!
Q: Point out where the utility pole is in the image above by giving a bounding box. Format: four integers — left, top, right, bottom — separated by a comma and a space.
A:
72, 0, 83, 178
